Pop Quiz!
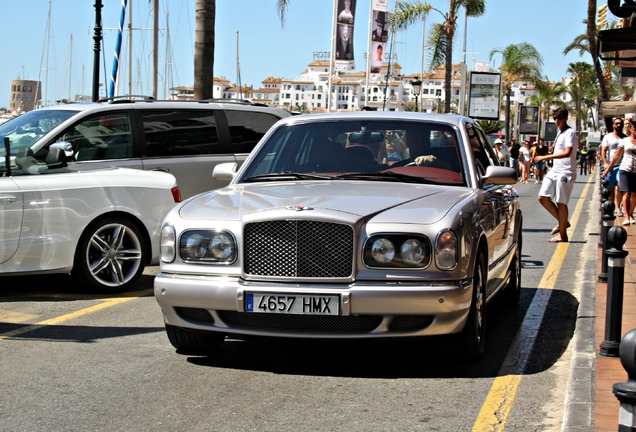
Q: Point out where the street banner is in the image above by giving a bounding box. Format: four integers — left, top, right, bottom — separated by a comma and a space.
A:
468, 72, 501, 120
544, 122, 558, 142
335, 0, 356, 71
368, 0, 388, 76
519, 105, 540, 134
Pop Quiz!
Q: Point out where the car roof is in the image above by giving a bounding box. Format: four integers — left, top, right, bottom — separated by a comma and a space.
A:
35, 98, 291, 117
277, 111, 469, 127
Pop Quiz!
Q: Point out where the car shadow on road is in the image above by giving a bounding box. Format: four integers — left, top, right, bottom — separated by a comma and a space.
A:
186, 288, 578, 380
0, 274, 155, 301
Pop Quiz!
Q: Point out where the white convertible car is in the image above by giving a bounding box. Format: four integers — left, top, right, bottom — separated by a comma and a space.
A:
0, 144, 181, 292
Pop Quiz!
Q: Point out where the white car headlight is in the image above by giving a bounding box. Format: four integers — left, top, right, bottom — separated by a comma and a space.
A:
364, 235, 430, 268
160, 224, 176, 263
179, 230, 237, 264
400, 238, 429, 266
371, 238, 395, 263
435, 230, 458, 270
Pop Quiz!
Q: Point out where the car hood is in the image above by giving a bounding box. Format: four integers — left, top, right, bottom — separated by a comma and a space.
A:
178, 181, 472, 225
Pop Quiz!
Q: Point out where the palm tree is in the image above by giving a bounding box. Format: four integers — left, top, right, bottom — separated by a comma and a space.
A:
489, 43, 543, 141
194, 1, 290, 100
194, 0, 215, 100
525, 79, 568, 133
586, 0, 609, 102
391, 0, 485, 113
567, 61, 595, 142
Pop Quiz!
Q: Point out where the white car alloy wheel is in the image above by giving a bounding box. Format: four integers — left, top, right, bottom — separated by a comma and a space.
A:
73, 217, 147, 292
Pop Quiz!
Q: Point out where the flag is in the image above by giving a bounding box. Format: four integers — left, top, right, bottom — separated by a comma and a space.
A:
368, 0, 388, 76
335, 0, 356, 71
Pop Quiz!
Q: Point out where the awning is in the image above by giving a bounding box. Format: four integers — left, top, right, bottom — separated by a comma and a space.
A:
600, 100, 636, 117
598, 26, 636, 56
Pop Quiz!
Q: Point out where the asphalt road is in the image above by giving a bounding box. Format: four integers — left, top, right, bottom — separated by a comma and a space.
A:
0, 173, 597, 432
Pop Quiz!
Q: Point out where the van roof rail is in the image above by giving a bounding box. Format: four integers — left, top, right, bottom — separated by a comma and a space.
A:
98, 95, 156, 104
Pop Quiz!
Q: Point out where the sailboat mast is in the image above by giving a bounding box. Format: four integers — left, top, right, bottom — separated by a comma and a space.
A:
68, 34, 73, 100
152, 0, 159, 99
128, 0, 133, 95
44, 0, 52, 106
237, 31, 241, 99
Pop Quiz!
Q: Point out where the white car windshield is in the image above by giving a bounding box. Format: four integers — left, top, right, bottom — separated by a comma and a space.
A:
0, 109, 78, 156
240, 120, 466, 186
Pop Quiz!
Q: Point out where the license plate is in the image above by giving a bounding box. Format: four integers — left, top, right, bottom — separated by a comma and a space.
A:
245, 293, 340, 316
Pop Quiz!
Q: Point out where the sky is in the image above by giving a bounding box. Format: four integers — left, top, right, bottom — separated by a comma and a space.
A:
0, 0, 592, 109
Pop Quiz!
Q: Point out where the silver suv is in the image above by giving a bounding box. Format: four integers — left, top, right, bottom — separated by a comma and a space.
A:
0, 97, 291, 198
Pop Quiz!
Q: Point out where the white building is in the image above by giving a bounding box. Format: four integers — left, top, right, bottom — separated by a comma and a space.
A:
169, 60, 570, 124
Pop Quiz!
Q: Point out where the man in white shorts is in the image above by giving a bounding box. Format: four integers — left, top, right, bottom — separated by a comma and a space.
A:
532, 108, 577, 243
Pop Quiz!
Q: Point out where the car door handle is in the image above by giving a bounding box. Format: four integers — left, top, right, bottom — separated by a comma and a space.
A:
0, 195, 18, 204
152, 168, 170, 173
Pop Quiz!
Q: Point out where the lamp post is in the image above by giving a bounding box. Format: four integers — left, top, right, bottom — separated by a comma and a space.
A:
411, 78, 422, 112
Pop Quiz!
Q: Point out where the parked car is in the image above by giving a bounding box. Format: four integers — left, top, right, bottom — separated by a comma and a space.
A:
0, 97, 291, 198
0, 144, 182, 292
154, 112, 523, 361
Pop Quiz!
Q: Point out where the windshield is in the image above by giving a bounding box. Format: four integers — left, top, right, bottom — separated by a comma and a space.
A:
240, 120, 466, 186
0, 109, 78, 156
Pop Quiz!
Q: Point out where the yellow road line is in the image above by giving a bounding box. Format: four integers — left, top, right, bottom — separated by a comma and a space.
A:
472, 176, 593, 431
0, 288, 151, 341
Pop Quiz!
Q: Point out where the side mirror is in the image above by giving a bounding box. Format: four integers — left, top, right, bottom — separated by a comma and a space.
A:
50, 141, 74, 159
213, 162, 238, 182
482, 165, 517, 185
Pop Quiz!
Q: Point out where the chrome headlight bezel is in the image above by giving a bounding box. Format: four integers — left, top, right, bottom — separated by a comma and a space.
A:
363, 234, 431, 269
179, 229, 237, 264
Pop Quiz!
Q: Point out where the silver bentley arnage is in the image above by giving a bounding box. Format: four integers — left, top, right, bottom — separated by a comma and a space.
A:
154, 112, 522, 361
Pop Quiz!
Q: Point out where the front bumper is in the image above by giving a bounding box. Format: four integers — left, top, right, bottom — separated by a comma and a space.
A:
154, 272, 473, 339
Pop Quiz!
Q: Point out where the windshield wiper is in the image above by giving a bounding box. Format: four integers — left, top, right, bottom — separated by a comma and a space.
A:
243, 172, 333, 182
334, 171, 441, 185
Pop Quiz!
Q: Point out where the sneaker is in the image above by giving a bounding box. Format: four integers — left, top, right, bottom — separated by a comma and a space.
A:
534, 179, 539, 184
631, 219, 636, 225
623, 219, 632, 226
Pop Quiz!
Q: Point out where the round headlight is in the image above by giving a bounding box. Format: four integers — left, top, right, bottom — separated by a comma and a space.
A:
184, 233, 209, 258
209, 232, 235, 260
371, 238, 395, 263
400, 238, 429, 266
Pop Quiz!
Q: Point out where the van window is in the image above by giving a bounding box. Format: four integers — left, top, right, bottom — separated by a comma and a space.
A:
141, 110, 221, 157
225, 111, 281, 153
58, 112, 133, 161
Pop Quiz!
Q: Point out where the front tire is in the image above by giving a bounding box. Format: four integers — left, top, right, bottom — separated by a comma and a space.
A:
503, 234, 522, 305
72, 216, 147, 292
165, 324, 225, 356
457, 255, 487, 362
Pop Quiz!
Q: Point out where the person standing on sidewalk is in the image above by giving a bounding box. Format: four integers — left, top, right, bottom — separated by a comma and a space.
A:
534, 138, 549, 183
604, 120, 636, 225
519, 141, 532, 183
601, 117, 626, 216
532, 108, 577, 243
579, 145, 589, 175
587, 144, 597, 175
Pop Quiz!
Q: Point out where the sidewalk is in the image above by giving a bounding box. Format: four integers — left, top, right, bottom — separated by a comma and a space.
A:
594, 208, 636, 430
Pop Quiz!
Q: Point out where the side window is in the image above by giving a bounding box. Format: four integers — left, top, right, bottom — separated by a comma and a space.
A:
142, 110, 220, 157
466, 123, 494, 176
225, 110, 281, 153
57, 112, 133, 161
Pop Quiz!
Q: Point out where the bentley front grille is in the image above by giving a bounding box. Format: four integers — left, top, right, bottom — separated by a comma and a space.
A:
243, 220, 354, 278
